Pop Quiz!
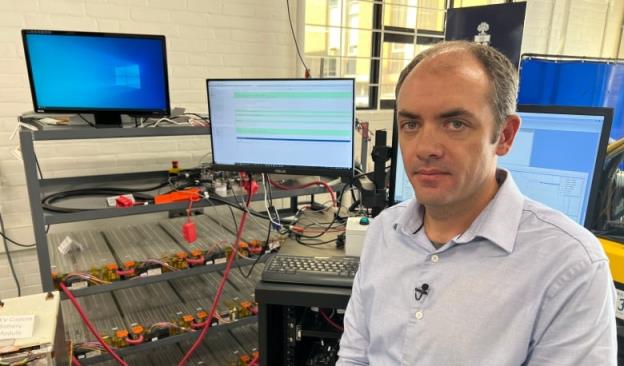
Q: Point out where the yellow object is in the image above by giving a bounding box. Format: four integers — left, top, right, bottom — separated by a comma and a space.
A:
599, 237, 624, 285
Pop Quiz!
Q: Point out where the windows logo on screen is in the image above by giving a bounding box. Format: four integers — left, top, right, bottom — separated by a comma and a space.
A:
115, 64, 141, 89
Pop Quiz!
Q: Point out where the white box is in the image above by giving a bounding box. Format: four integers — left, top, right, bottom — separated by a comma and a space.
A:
0, 291, 66, 365
345, 216, 372, 257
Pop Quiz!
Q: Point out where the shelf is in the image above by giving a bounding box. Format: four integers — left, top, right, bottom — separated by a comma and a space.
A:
78, 315, 257, 365
42, 184, 336, 225
61, 257, 267, 299
21, 123, 211, 141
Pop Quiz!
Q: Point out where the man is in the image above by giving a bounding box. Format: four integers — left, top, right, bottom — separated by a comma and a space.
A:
337, 41, 617, 365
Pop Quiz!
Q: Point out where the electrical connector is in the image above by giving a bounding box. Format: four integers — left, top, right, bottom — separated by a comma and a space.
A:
115, 195, 134, 208
182, 221, 197, 243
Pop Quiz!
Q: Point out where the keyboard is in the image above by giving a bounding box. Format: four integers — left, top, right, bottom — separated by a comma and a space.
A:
261, 254, 359, 288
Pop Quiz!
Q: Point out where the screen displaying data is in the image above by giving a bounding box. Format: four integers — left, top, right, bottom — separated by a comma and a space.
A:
390, 107, 610, 227
208, 79, 354, 175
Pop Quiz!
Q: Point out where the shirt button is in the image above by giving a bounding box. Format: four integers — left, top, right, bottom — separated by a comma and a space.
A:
415, 311, 424, 320
431, 255, 439, 263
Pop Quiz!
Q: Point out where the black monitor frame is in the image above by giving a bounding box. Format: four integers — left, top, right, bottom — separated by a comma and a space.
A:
22, 29, 171, 127
207, 78, 355, 179
515, 104, 612, 229
389, 104, 613, 229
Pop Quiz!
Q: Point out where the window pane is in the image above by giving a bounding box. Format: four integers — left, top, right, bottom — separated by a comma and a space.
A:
380, 58, 410, 100
341, 57, 371, 82
305, 0, 342, 27
355, 81, 371, 108
382, 42, 414, 61
305, 56, 341, 77
343, 29, 373, 59
305, 25, 332, 56
380, 40, 442, 101
384, 1, 418, 29
417, 1, 446, 32
381, 42, 413, 100
344, 0, 374, 30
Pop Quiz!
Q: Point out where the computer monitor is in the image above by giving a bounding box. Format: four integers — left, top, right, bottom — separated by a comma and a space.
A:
22, 30, 170, 126
389, 105, 612, 229
207, 78, 355, 178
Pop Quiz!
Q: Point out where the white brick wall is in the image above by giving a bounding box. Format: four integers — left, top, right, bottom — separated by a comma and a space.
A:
0, 0, 298, 298
0, 0, 620, 298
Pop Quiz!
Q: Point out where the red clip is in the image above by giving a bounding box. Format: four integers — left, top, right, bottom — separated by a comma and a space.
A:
182, 221, 197, 243
116, 195, 133, 208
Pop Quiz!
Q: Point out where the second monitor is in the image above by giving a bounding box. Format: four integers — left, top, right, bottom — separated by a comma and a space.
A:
207, 79, 355, 178
389, 105, 612, 229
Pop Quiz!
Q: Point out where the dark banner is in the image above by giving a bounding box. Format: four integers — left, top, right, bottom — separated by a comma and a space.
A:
445, 2, 526, 66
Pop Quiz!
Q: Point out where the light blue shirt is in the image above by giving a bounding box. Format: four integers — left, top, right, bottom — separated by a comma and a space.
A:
338, 170, 617, 365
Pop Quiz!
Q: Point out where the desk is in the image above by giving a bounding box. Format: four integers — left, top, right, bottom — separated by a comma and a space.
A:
255, 223, 352, 366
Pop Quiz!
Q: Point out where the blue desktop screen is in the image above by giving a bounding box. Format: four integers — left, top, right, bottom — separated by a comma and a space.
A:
24, 33, 168, 112
391, 110, 607, 227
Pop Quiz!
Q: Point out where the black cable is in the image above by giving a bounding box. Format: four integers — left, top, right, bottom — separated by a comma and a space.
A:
42, 189, 156, 213
208, 195, 275, 222
1, 211, 21, 296
286, 0, 310, 73
240, 174, 277, 278
40, 181, 170, 213
295, 235, 338, 246
353, 165, 391, 180
228, 206, 238, 230
0, 231, 36, 248
240, 218, 272, 278
34, 153, 43, 179
291, 182, 350, 240
77, 114, 96, 127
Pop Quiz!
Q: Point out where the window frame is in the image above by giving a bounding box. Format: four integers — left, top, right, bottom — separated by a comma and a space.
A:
302, 0, 515, 110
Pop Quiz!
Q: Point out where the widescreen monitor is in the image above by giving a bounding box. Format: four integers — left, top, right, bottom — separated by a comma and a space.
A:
22, 30, 170, 126
389, 105, 612, 229
207, 78, 355, 178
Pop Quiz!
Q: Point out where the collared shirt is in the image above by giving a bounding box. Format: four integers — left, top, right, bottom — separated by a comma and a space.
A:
337, 170, 617, 365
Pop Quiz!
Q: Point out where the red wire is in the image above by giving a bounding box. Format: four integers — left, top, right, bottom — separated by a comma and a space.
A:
186, 192, 200, 222
248, 354, 260, 366
72, 355, 82, 366
177, 186, 254, 366
59, 282, 128, 366
319, 309, 344, 332
268, 178, 336, 207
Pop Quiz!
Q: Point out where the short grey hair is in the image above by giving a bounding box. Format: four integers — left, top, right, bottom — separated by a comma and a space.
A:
395, 41, 518, 139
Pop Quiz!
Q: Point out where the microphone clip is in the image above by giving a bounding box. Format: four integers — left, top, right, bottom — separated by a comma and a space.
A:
414, 283, 429, 301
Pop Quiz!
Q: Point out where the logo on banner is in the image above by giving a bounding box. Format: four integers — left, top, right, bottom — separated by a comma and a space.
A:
474, 22, 491, 45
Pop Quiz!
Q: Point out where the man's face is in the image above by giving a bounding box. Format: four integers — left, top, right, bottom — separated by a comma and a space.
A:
396, 51, 514, 211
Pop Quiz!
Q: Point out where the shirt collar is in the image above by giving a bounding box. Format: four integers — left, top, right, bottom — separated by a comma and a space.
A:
393, 169, 525, 254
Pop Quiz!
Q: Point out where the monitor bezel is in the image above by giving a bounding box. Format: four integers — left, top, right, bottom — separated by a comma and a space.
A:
389, 104, 613, 229
21, 29, 171, 118
206, 78, 356, 178
515, 104, 612, 229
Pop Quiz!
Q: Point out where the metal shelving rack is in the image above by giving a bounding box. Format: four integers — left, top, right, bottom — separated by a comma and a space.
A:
18, 123, 327, 364
19, 123, 327, 292
19, 124, 214, 292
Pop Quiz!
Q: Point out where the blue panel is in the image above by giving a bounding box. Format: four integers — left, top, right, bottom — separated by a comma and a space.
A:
519, 58, 624, 140
25, 33, 167, 111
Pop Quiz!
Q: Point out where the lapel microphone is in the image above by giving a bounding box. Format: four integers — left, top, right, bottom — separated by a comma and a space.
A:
414, 283, 429, 301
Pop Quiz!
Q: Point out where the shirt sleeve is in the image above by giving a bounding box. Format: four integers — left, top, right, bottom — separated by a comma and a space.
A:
336, 266, 370, 365
525, 259, 618, 365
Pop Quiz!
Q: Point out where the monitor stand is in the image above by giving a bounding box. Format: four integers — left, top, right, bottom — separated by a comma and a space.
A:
93, 112, 122, 128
